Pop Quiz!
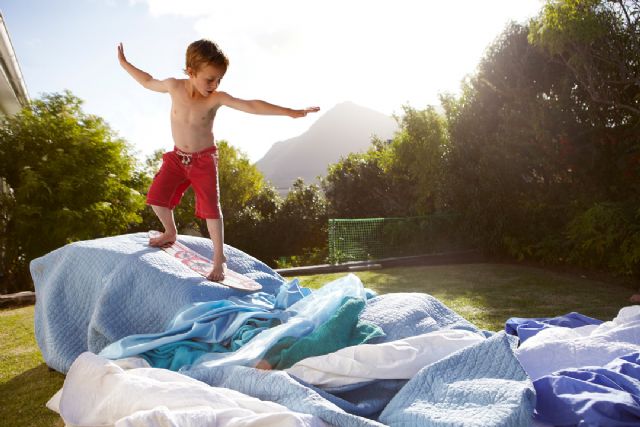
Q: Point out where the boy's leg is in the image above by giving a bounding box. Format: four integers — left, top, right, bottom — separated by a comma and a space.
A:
146, 150, 190, 247
205, 218, 226, 281
149, 205, 178, 247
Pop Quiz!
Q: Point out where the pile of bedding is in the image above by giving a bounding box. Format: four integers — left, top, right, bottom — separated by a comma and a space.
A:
31, 233, 640, 426
509, 307, 640, 426
30, 232, 284, 373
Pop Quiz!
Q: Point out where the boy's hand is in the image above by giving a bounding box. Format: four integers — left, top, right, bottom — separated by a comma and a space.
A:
117, 42, 128, 66
289, 106, 320, 118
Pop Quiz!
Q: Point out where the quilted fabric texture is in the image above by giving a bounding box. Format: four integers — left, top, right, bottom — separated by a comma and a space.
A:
379, 332, 535, 427
31, 233, 285, 373
186, 364, 386, 427
359, 292, 481, 343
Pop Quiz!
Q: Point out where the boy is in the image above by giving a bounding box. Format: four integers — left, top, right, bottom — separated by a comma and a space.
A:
117, 39, 319, 282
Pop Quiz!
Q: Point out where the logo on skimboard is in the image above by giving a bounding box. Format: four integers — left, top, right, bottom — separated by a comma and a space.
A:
149, 231, 262, 292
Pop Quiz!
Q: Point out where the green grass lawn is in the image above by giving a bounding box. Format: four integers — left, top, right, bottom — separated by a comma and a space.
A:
1, 262, 635, 426
298, 263, 634, 331
0, 306, 64, 427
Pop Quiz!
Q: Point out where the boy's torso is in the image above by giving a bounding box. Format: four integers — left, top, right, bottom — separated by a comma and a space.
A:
168, 79, 221, 153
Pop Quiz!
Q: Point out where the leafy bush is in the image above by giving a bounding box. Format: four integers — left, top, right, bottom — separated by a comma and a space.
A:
0, 92, 145, 293
566, 202, 640, 275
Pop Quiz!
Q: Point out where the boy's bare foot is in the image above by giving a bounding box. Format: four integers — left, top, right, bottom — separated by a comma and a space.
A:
149, 231, 177, 247
207, 260, 226, 282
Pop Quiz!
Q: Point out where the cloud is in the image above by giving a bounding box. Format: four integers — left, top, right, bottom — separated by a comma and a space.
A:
134, 0, 542, 104
131, 0, 543, 161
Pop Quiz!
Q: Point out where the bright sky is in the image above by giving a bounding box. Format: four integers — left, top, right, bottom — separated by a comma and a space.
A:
3, 0, 543, 162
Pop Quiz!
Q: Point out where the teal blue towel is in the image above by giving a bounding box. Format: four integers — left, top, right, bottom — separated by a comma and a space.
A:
264, 297, 385, 370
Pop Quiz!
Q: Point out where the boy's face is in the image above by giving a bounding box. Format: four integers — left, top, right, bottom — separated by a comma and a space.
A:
188, 64, 225, 97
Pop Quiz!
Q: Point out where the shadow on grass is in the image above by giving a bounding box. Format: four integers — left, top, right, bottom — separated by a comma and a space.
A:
299, 263, 636, 331
0, 363, 65, 427
379, 264, 632, 330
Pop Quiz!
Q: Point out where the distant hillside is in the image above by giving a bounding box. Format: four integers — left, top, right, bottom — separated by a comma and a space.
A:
255, 101, 398, 193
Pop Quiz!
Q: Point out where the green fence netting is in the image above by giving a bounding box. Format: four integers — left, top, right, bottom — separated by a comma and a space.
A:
328, 214, 460, 263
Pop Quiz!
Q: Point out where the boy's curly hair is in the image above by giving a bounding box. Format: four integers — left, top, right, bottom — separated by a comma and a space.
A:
185, 39, 229, 75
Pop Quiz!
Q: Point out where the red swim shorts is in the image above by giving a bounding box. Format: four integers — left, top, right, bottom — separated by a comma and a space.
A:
146, 145, 222, 219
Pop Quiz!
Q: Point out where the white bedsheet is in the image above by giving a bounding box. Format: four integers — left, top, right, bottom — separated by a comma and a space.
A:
286, 329, 485, 388
47, 352, 326, 427
515, 305, 640, 380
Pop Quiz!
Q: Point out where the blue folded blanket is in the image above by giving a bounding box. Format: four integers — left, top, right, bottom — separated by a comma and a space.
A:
30, 233, 285, 373
534, 351, 640, 426
506, 312, 603, 344
99, 293, 287, 370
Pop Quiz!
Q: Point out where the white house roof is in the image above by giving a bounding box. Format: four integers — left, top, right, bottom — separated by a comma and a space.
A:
0, 11, 29, 116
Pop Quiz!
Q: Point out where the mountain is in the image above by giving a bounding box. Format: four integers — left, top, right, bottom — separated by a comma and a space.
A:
255, 101, 398, 193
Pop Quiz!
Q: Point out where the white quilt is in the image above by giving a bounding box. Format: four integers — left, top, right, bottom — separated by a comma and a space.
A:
515, 305, 640, 380
47, 352, 326, 427
286, 329, 485, 388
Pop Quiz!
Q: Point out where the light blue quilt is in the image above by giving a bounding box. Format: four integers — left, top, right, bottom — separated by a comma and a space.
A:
30, 233, 285, 373
379, 332, 535, 426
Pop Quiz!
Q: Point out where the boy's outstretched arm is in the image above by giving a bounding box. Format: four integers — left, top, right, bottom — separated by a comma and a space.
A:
218, 92, 320, 118
117, 43, 172, 93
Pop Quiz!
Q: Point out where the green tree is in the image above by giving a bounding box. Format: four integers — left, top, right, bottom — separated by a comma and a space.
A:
225, 184, 283, 263
0, 91, 145, 292
441, 13, 640, 276
217, 140, 265, 219
529, 0, 640, 201
530, 0, 640, 117
528, 0, 640, 275
278, 178, 328, 257
443, 23, 580, 255
388, 106, 449, 214
324, 107, 450, 219
323, 138, 403, 218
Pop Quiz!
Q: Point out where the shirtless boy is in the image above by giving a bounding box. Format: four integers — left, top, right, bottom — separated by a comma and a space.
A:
118, 39, 319, 282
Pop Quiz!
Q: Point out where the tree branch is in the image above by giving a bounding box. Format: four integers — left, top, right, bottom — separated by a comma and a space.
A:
617, 0, 633, 26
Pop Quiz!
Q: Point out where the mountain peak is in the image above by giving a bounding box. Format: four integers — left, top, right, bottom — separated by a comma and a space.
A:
323, 100, 386, 115
305, 101, 394, 133
333, 100, 358, 108
256, 102, 398, 194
